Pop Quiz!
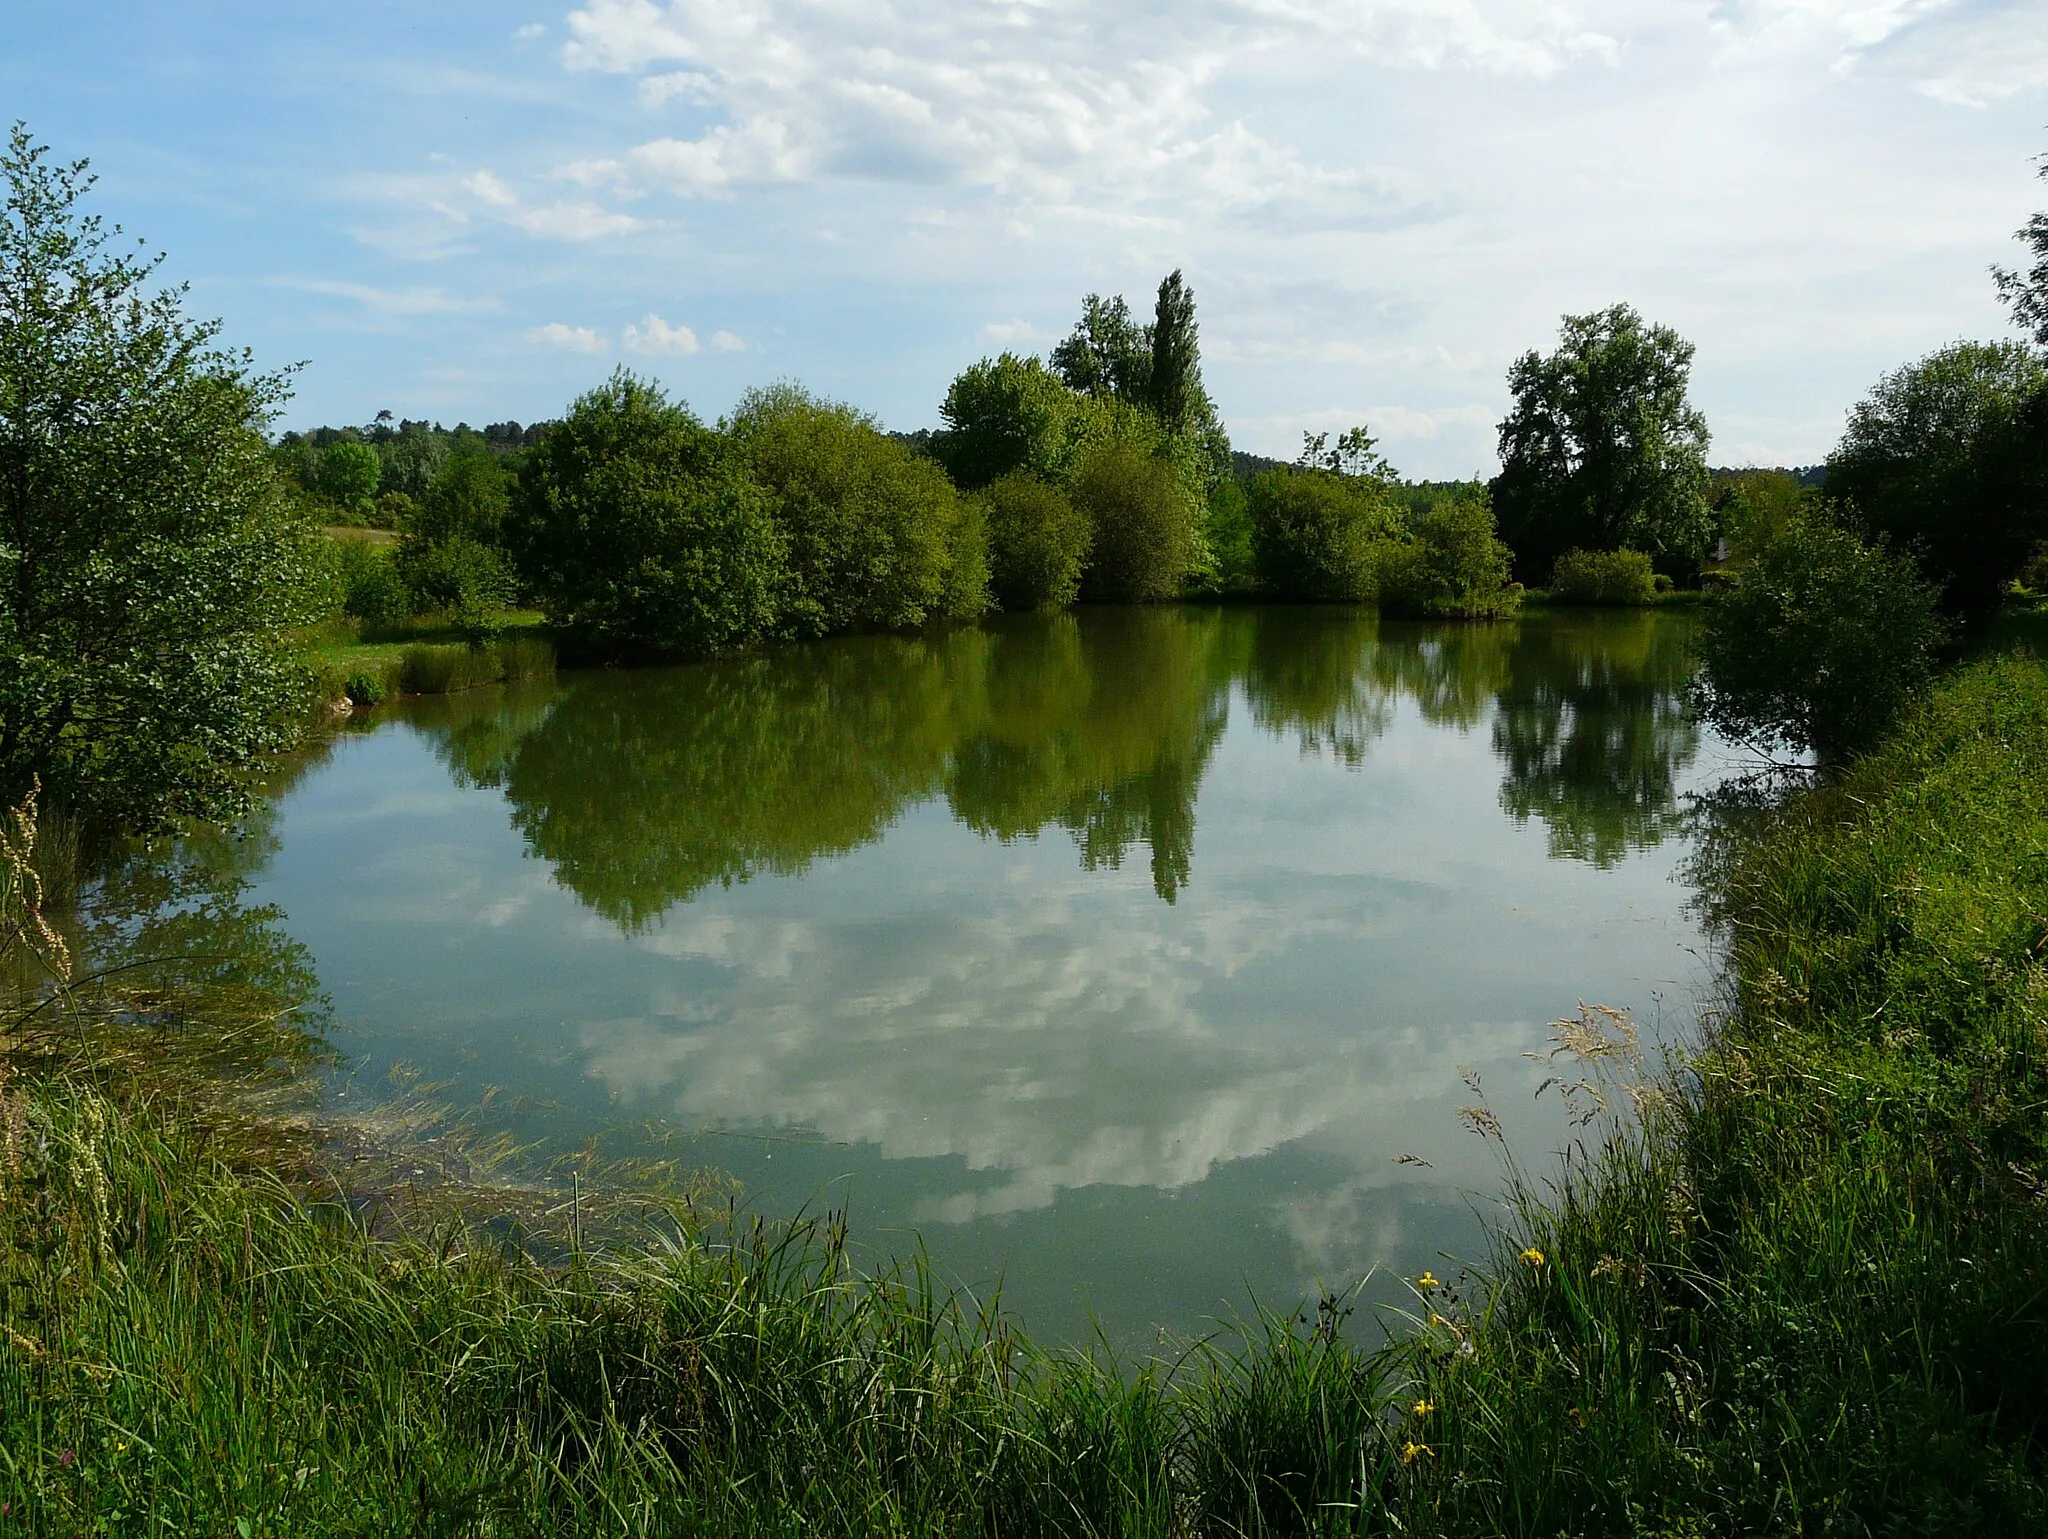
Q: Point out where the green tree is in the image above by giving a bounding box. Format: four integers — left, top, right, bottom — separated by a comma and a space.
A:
1070, 440, 1198, 603
1550, 548, 1657, 605
1825, 341, 2047, 620
0, 127, 310, 829
314, 440, 382, 514
1380, 493, 1520, 619
932, 353, 1079, 490
1492, 304, 1713, 581
981, 471, 1090, 610
1993, 150, 2048, 346
730, 382, 985, 634
1049, 294, 1148, 401
508, 371, 784, 661
1247, 467, 1398, 602
415, 449, 510, 547
1691, 508, 1945, 763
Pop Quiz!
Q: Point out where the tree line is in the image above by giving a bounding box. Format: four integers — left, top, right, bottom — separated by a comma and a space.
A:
7, 114, 2048, 834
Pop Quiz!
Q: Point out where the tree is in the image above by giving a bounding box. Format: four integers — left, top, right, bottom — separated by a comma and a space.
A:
933, 353, 1079, 491
314, 440, 381, 514
508, 370, 784, 660
1070, 440, 1198, 602
981, 471, 1090, 610
1050, 294, 1148, 401
729, 382, 986, 634
1690, 508, 1945, 764
414, 449, 510, 548
1825, 341, 2048, 620
1993, 150, 2048, 346
1247, 468, 1399, 602
0, 126, 310, 829
1491, 304, 1713, 581
1379, 493, 1520, 619
1147, 269, 1202, 429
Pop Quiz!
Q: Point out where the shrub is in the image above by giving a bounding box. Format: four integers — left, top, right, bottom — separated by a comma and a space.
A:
1246, 469, 1399, 602
1691, 507, 1945, 762
396, 536, 515, 617
1070, 440, 1198, 603
342, 671, 386, 709
731, 383, 982, 634
1550, 547, 1658, 605
1380, 494, 1520, 618
1202, 478, 1255, 594
981, 472, 1090, 610
508, 371, 785, 661
932, 353, 1081, 490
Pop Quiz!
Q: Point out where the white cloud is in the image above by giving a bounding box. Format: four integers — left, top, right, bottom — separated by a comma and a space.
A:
711, 329, 747, 352
513, 22, 548, 41
463, 167, 647, 239
525, 321, 609, 353
623, 313, 700, 354
270, 278, 497, 316
980, 319, 1046, 344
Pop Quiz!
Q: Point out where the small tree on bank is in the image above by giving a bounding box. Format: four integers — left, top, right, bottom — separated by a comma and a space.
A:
1691, 508, 1945, 765
0, 126, 310, 830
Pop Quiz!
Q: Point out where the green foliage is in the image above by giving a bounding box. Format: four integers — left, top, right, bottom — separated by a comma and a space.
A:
395, 536, 516, 641
395, 635, 555, 696
1247, 467, 1399, 601
731, 382, 984, 634
1492, 303, 1714, 580
1826, 339, 2048, 619
313, 439, 381, 513
1692, 507, 1945, 762
342, 671, 384, 708
1550, 547, 1657, 605
980, 471, 1089, 610
414, 448, 510, 548
1201, 478, 1255, 595
1050, 292, 1149, 401
312, 537, 411, 624
1993, 150, 2048, 346
0, 128, 309, 830
1380, 493, 1521, 619
509, 371, 785, 661
933, 352, 1082, 490
1070, 439, 1199, 603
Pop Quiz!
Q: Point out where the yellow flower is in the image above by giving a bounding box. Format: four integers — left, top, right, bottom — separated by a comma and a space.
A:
1401, 1440, 1434, 1465
1428, 1313, 1449, 1329
1416, 1270, 1440, 1292
1520, 1247, 1547, 1268
1411, 1398, 1435, 1417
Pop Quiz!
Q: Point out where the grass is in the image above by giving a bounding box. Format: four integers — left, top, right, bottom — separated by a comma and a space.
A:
296, 612, 556, 707
6, 651, 2048, 1533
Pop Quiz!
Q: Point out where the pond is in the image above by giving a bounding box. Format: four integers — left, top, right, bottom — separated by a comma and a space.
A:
244, 605, 1737, 1346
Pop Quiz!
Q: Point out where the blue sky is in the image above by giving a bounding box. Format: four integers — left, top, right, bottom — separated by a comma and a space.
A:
6, 0, 2045, 476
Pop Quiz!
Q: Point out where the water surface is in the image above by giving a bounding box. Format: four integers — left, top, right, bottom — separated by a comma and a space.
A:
250, 606, 1731, 1344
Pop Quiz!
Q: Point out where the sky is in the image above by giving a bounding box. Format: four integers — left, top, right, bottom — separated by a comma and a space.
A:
5, 1, 2045, 477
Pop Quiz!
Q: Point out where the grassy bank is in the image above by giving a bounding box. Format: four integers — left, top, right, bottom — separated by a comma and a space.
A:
296, 613, 557, 708
5, 653, 2048, 1533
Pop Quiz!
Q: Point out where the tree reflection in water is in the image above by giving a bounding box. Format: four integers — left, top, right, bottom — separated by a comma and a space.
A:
398, 606, 1705, 929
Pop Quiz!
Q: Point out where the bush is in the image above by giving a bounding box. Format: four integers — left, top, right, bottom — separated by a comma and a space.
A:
342, 671, 385, 709
932, 353, 1081, 490
1070, 440, 1198, 603
1202, 478, 1255, 594
1691, 508, 1945, 762
508, 371, 785, 661
1550, 547, 1658, 605
1380, 494, 1520, 618
981, 472, 1090, 610
415, 450, 510, 547
1247, 469, 1398, 601
731, 383, 984, 634
395, 635, 555, 695
396, 536, 515, 617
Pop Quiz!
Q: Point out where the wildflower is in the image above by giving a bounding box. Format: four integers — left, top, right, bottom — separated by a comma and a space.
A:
1401, 1440, 1434, 1465
1428, 1313, 1449, 1329
1411, 1398, 1435, 1417
1520, 1247, 1547, 1268
57, 1449, 74, 1467
1415, 1270, 1439, 1292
